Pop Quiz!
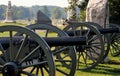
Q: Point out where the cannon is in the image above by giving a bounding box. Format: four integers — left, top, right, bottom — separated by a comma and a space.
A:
108, 24, 120, 57
63, 21, 120, 69
25, 23, 105, 73
0, 21, 119, 76
25, 24, 77, 76
63, 22, 105, 70
25, 23, 106, 71
82, 22, 120, 57
0, 25, 59, 76
0, 25, 55, 76
0, 24, 87, 76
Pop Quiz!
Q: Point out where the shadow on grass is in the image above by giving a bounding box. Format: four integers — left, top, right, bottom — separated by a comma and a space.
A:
79, 64, 120, 75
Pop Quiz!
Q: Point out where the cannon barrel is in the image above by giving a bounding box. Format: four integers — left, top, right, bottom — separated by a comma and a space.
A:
99, 27, 119, 34
65, 27, 119, 36
44, 36, 86, 46
0, 36, 86, 47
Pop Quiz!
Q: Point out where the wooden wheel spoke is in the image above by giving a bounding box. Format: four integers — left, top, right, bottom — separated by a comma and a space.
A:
72, 27, 77, 36
89, 48, 100, 56
22, 61, 47, 69
61, 54, 70, 59
87, 49, 96, 63
45, 29, 49, 37
53, 47, 68, 55
30, 66, 36, 73
43, 66, 49, 73
111, 33, 116, 39
0, 57, 6, 64
39, 66, 50, 76
114, 34, 120, 39
9, 31, 13, 61
55, 59, 72, 63
35, 66, 39, 75
21, 71, 36, 76
20, 45, 40, 64
56, 68, 68, 76
90, 42, 101, 46
40, 67, 44, 76
88, 35, 98, 42
15, 35, 28, 60
77, 52, 81, 68
81, 52, 88, 67
0, 43, 9, 62
86, 29, 90, 37
91, 45, 102, 51
111, 43, 120, 55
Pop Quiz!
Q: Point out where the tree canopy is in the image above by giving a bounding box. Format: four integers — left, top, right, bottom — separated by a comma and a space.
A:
109, 0, 120, 24
0, 5, 66, 20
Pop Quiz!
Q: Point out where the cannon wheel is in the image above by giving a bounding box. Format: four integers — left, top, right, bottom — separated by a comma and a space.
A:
109, 24, 120, 57
25, 24, 76, 76
0, 25, 55, 76
84, 22, 110, 62
63, 22, 104, 70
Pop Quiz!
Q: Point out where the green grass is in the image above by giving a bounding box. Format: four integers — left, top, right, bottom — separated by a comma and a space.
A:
74, 54, 120, 76
0, 21, 27, 26
0, 62, 120, 76
75, 63, 120, 76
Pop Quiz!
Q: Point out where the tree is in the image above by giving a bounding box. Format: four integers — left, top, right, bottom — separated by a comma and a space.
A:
66, 0, 88, 21
41, 6, 50, 17
12, 6, 22, 19
51, 7, 63, 19
0, 5, 6, 19
77, 0, 88, 10
109, 0, 120, 24
0, 5, 66, 20
67, 0, 78, 21
77, 0, 88, 21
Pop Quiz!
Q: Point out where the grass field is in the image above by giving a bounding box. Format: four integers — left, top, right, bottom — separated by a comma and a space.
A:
0, 22, 120, 76
74, 53, 120, 76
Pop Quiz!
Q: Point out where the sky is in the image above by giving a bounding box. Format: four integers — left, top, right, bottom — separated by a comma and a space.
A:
0, 0, 69, 7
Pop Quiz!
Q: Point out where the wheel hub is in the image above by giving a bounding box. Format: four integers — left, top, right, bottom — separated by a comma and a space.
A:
2, 62, 19, 76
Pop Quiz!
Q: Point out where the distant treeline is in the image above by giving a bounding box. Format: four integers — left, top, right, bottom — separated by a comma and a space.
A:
0, 5, 67, 20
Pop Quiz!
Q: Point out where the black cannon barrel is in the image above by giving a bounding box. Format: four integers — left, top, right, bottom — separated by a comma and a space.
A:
65, 27, 119, 36
99, 27, 119, 34
0, 36, 86, 47
44, 36, 86, 46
